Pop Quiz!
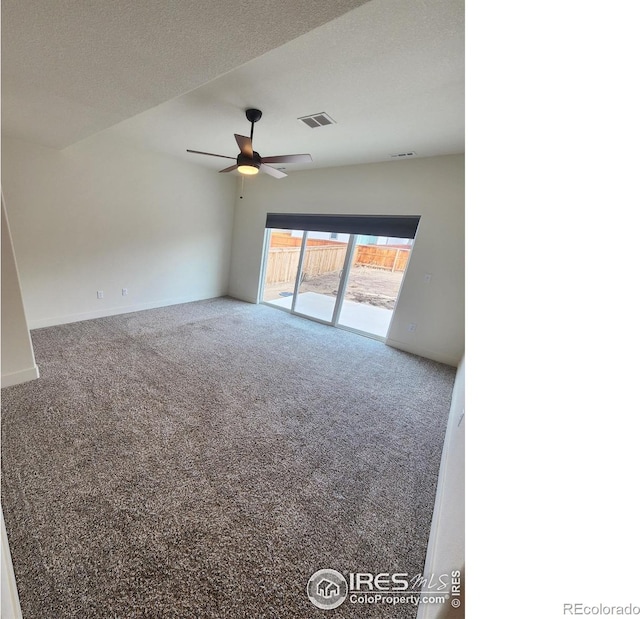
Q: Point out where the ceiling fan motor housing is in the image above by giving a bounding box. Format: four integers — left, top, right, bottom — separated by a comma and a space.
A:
237, 151, 261, 169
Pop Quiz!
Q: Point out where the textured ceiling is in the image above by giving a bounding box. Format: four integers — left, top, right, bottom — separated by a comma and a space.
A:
1, 0, 464, 170
1, 0, 369, 148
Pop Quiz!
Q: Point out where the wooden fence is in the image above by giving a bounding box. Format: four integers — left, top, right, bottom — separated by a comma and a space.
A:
265, 248, 303, 285
269, 231, 345, 248
265, 244, 410, 285
355, 245, 409, 272
265, 245, 348, 284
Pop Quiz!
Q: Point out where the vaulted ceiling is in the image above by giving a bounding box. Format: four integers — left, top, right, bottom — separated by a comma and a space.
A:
2, 0, 464, 172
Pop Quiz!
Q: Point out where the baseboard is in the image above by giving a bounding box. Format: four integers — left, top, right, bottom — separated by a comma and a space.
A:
28, 294, 222, 330
1, 365, 40, 388
1, 508, 23, 619
385, 338, 460, 367
226, 291, 258, 304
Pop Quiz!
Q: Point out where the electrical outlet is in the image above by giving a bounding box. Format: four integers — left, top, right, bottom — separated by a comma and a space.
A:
97, 290, 104, 299
424, 273, 432, 284
408, 323, 417, 332
122, 288, 128, 296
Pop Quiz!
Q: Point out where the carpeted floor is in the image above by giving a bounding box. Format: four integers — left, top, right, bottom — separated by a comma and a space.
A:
1, 297, 456, 618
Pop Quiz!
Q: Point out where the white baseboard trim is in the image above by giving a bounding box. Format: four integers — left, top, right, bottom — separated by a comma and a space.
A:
1, 508, 23, 619
1, 365, 40, 388
28, 294, 222, 330
385, 338, 460, 367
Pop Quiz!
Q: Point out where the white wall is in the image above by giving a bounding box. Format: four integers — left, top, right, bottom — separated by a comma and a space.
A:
1, 507, 23, 619
418, 356, 465, 619
1, 196, 39, 387
1, 135, 236, 328
228, 155, 464, 365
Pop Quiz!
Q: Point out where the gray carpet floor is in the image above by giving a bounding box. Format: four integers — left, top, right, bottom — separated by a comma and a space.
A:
1, 297, 455, 618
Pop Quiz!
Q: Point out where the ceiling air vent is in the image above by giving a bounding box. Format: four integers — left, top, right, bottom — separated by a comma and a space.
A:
298, 112, 336, 128
390, 152, 417, 158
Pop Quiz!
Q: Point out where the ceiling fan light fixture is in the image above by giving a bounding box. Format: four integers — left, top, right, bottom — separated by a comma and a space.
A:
237, 163, 259, 175
237, 152, 260, 175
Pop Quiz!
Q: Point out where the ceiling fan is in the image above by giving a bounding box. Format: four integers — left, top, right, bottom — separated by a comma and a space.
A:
187, 108, 312, 179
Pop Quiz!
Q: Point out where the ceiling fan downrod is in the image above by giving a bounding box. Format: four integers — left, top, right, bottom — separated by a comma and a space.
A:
245, 108, 262, 141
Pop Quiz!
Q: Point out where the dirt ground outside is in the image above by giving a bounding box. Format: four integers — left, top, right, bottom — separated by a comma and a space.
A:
263, 266, 404, 309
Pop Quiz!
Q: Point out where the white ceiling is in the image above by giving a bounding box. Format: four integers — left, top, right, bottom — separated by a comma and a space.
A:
2, 0, 464, 173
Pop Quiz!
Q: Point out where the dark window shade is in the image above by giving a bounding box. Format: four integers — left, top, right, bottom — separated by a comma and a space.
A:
265, 214, 421, 239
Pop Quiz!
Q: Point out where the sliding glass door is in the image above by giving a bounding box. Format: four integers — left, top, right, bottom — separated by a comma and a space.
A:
261, 220, 417, 340
336, 235, 412, 337
292, 231, 350, 323
261, 228, 303, 310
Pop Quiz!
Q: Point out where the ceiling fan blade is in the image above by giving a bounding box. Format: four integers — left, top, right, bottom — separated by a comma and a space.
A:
261, 154, 313, 164
235, 134, 253, 158
219, 164, 238, 173
260, 164, 287, 179
186, 149, 236, 160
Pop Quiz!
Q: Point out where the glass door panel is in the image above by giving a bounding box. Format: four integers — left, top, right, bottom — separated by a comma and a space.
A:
292, 231, 349, 323
261, 229, 304, 311
337, 235, 412, 338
